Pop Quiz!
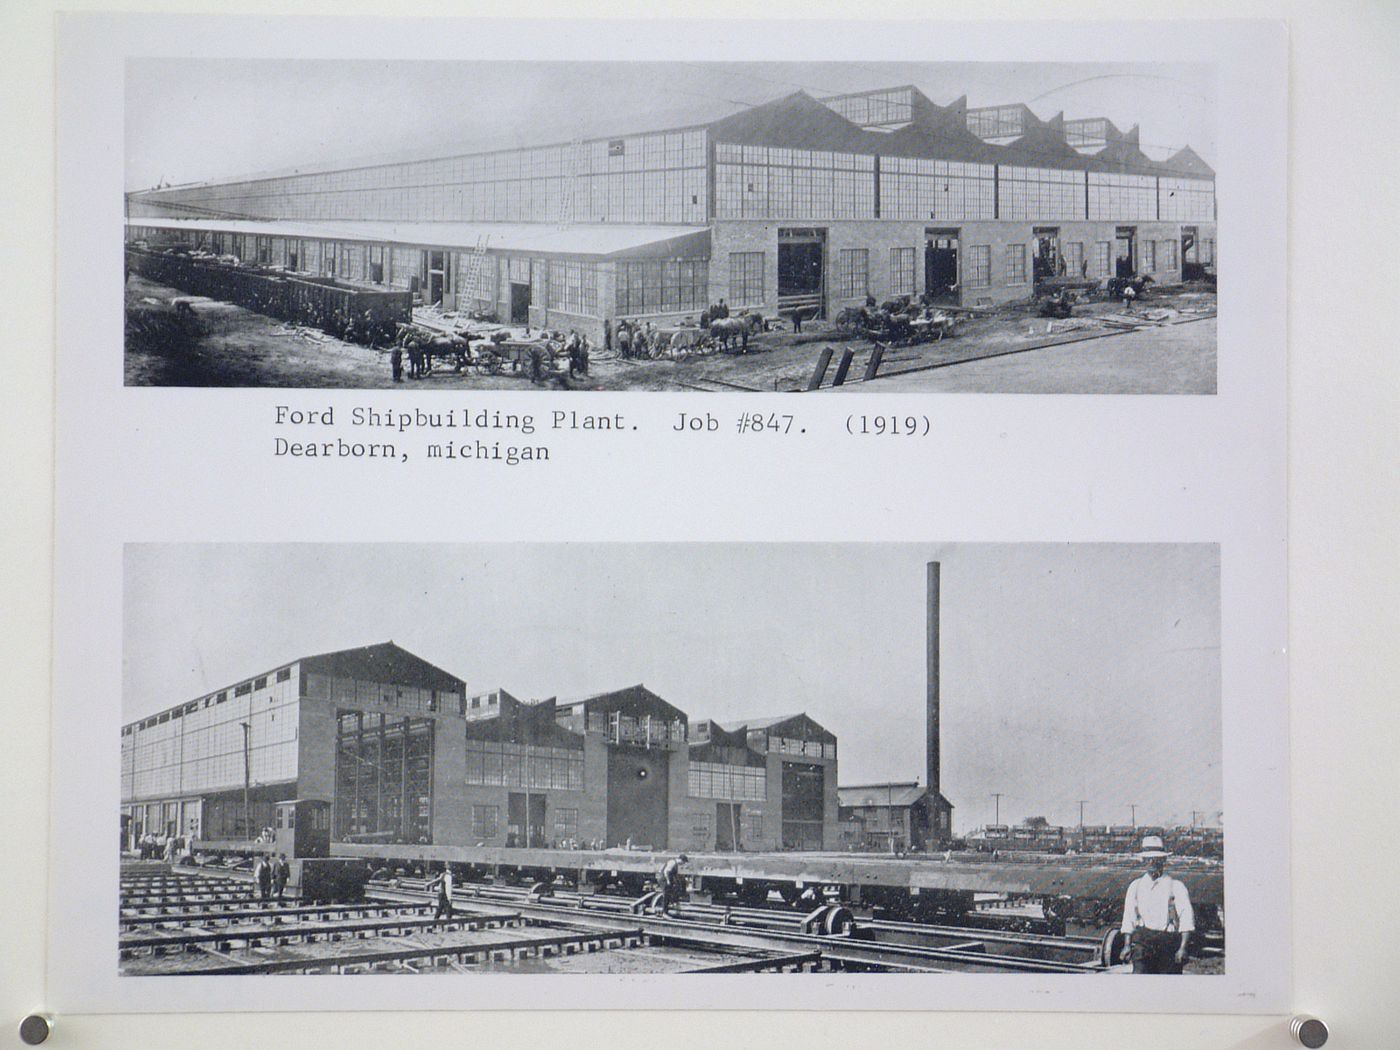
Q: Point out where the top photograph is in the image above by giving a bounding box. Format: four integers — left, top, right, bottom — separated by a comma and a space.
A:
125, 60, 1217, 393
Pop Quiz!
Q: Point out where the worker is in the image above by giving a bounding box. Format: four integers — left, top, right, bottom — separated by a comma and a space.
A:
390, 344, 403, 383
253, 855, 273, 903
428, 863, 455, 927
1120, 835, 1195, 973
271, 853, 290, 902
657, 853, 688, 916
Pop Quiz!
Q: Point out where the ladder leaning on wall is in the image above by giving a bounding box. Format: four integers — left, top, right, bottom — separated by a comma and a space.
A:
459, 235, 490, 318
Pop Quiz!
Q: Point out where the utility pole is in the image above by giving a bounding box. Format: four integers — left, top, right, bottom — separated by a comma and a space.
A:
991, 792, 1003, 827
1191, 810, 1200, 829
1077, 800, 1088, 829
239, 721, 252, 840
1128, 804, 1138, 828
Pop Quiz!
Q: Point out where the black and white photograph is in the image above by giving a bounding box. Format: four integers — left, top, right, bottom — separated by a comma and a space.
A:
119, 543, 1223, 978
125, 61, 1218, 393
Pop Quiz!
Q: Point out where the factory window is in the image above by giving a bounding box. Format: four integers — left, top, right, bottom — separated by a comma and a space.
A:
255, 237, 272, 265
234, 682, 252, 697
689, 761, 766, 801
471, 805, 499, 841
966, 245, 991, 288
1162, 238, 1179, 270
1202, 238, 1216, 264
1064, 242, 1085, 278
744, 814, 763, 842
545, 259, 600, 316
465, 739, 584, 791
1095, 242, 1111, 277
553, 808, 579, 844
997, 166, 1086, 221
616, 258, 709, 316
276, 668, 291, 683
368, 246, 384, 284
836, 249, 868, 299
890, 247, 916, 297
728, 252, 765, 306
1004, 244, 1028, 285
254, 676, 267, 690
1142, 239, 1157, 273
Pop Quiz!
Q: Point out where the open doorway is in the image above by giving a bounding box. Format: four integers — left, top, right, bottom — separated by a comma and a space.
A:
1114, 226, 1137, 278
715, 802, 741, 851
924, 228, 960, 304
509, 282, 531, 324
778, 227, 826, 320
1033, 227, 1062, 287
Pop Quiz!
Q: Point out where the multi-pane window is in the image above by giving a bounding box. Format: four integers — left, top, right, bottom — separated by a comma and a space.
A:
1161, 238, 1179, 270
879, 156, 996, 221
744, 813, 763, 841
1095, 242, 1111, 276
966, 245, 992, 288
997, 166, 1086, 221
1064, 242, 1086, 278
545, 260, 600, 316
1005, 243, 1028, 284
333, 711, 435, 844
688, 761, 767, 801
552, 808, 579, 843
138, 130, 708, 224
1141, 239, 1158, 273
715, 143, 876, 220
890, 247, 916, 297
464, 739, 584, 791
1088, 172, 1157, 221
728, 252, 765, 306
616, 259, 709, 315
368, 245, 384, 283
837, 248, 869, 299
471, 805, 498, 841
1158, 177, 1215, 221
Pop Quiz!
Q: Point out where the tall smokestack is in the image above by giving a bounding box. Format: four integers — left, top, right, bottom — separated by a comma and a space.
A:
926, 561, 941, 797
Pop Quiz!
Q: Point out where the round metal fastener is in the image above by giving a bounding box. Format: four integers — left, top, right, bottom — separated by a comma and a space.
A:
19, 1014, 52, 1045
1290, 1015, 1328, 1048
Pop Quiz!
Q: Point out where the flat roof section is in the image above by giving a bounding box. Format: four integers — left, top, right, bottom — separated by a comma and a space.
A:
126, 217, 712, 260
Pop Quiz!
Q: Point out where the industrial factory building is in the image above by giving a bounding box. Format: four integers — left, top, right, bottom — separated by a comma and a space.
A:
120, 642, 842, 854
126, 84, 1216, 343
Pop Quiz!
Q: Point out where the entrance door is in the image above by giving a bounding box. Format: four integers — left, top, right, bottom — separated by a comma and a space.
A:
1033, 227, 1061, 285
509, 282, 531, 324
506, 793, 544, 847
1114, 227, 1137, 278
924, 229, 960, 301
715, 802, 740, 851
431, 251, 448, 304
778, 228, 826, 319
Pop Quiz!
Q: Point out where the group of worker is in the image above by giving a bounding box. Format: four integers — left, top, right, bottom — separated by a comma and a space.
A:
251, 853, 292, 904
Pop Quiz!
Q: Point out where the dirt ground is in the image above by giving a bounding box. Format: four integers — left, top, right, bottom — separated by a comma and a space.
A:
125, 274, 1216, 394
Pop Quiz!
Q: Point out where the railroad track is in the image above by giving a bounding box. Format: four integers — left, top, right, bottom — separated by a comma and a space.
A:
366, 878, 1111, 974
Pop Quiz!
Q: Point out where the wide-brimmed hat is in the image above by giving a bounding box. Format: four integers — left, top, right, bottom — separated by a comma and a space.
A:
1138, 835, 1171, 858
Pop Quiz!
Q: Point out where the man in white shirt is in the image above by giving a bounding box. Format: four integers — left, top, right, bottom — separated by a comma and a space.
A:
427, 863, 455, 928
1120, 835, 1194, 973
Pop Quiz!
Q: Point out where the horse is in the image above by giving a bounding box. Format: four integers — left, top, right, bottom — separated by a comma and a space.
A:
708, 316, 751, 353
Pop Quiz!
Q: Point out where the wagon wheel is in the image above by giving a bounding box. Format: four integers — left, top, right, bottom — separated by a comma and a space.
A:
477, 351, 502, 376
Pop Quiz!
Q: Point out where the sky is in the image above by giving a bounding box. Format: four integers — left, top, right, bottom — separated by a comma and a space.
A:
124, 543, 1221, 832
126, 60, 1214, 191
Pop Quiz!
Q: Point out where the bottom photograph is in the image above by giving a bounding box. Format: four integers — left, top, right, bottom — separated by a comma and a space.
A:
120, 542, 1223, 977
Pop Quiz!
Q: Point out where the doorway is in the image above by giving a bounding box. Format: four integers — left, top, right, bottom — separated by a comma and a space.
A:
605, 747, 669, 849
924, 228, 960, 302
424, 250, 448, 305
1033, 227, 1062, 285
1114, 227, 1137, 278
509, 282, 531, 324
507, 792, 546, 848
778, 227, 826, 319
715, 802, 741, 851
